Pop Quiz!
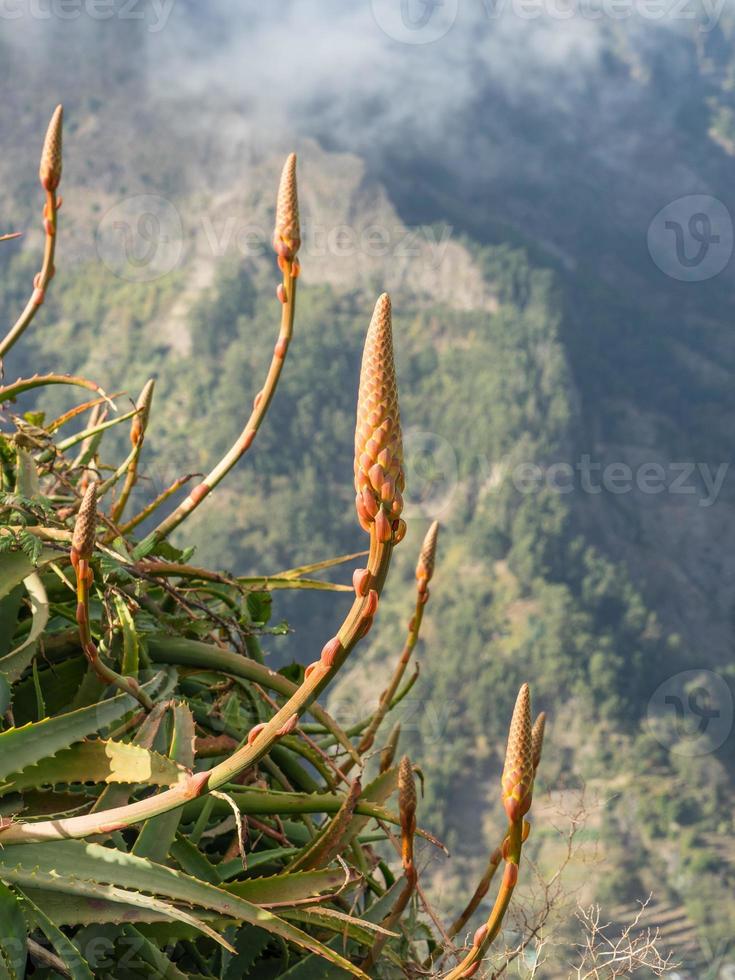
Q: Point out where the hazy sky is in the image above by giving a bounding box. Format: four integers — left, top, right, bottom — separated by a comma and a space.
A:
1, 0, 727, 265
1, 0, 700, 156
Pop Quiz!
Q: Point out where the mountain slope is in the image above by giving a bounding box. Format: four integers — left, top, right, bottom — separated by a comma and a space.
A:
1, 12, 734, 974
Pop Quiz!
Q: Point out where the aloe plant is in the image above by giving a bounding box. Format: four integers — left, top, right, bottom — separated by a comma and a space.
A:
0, 106, 545, 978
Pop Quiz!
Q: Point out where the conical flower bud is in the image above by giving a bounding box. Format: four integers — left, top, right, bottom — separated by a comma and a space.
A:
354, 294, 404, 539
130, 378, 155, 446
501, 683, 534, 823
416, 520, 439, 589
72, 483, 97, 561
39, 105, 63, 192
531, 711, 546, 771
398, 754, 417, 870
272, 152, 300, 258
398, 755, 417, 834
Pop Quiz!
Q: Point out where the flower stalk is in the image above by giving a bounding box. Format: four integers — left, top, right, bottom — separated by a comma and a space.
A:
71, 484, 153, 711
444, 683, 535, 979
139, 154, 300, 551
110, 378, 155, 524
0, 106, 63, 362
0, 292, 404, 844
356, 521, 439, 762
362, 755, 418, 969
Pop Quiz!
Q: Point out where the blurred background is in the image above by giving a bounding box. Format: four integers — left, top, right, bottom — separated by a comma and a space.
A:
1, 2, 734, 974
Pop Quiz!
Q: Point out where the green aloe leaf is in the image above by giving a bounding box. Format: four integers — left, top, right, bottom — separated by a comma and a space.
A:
15, 888, 94, 980
15, 448, 40, 500
133, 702, 195, 862
0, 548, 58, 600
0, 882, 26, 979
169, 835, 220, 886
0, 586, 23, 660
225, 868, 356, 906
19, 888, 171, 927
0, 738, 188, 793
115, 594, 139, 678
222, 923, 274, 980
278, 880, 407, 980
0, 863, 230, 952
0, 842, 369, 978
0, 669, 173, 781
0, 572, 49, 684
280, 906, 397, 946
119, 925, 190, 979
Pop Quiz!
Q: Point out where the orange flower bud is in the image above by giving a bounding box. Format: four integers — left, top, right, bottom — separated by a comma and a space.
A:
130, 378, 154, 447
398, 755, 417, 837
531, 711, 546, 771
71, 483, 97, 561
501, 683, 534, 823
416, 520, 439, 585
272, 152, 300, 258
39, 105, 63, 192
353, 294, 404, 538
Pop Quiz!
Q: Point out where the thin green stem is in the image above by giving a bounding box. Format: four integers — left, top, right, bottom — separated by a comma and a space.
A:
355, 592, 425, 760
36, 407, 139, 462
0, 374, 113, 404
73, 556, 153, 711
114, 474, 196, 538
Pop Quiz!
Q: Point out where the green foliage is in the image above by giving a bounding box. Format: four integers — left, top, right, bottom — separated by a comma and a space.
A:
2, 152, 477, 973
0, 374, 430, 976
